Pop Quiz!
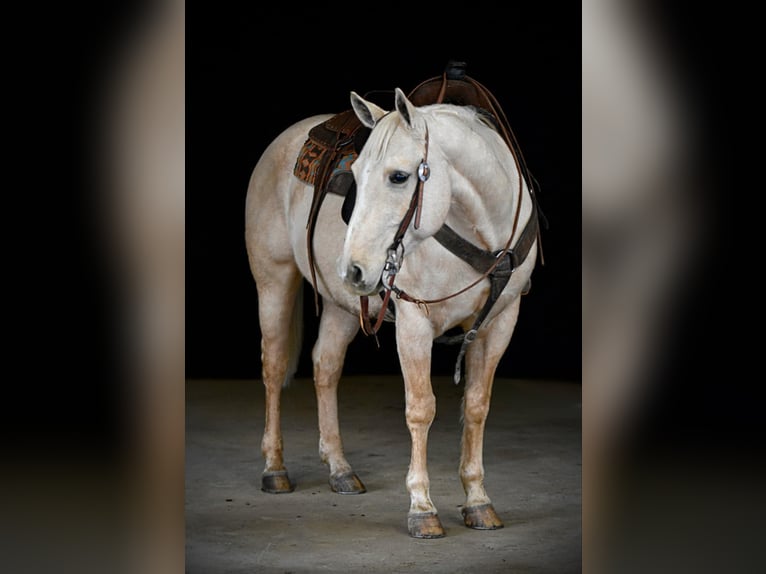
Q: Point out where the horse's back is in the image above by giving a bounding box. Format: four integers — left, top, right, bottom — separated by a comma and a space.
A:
245, 114, 332, 274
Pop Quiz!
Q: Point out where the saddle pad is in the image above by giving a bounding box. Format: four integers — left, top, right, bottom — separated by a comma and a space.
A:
293, 139, 357, 186
293, 110, 368, 187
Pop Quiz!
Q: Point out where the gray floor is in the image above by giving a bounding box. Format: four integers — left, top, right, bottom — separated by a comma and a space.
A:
186, 377, 581, 573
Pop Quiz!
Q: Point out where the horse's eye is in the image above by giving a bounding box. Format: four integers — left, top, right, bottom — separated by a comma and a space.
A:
388, 171, 410, 185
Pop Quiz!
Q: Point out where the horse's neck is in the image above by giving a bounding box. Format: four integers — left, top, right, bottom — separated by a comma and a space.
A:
431, 112, 526, 251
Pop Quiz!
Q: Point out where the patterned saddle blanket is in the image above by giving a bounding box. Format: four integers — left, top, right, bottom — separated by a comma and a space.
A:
294, 109, 367, 187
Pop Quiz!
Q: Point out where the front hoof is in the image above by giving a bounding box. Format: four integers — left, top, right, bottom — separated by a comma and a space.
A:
408, 512, 446, 538
261, 470, 295, 494
329, 471, 366, 494
461, 503, 504, 530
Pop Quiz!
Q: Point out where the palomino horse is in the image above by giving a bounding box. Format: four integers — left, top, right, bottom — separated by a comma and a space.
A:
245, 83, 538, 538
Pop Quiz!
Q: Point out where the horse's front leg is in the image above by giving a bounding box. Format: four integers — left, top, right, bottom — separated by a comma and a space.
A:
460, 297, 521, 529
396, 307, 445, 538
312, 301, 366, 493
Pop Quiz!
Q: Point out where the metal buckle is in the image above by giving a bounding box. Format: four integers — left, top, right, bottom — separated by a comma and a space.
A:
417, 161, 430, 182
382, 243, 404, 287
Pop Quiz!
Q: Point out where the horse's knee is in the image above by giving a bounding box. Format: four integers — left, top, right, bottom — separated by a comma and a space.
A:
406, 392, 436, 427
261, 339, 289, 382
463, 393, 490, 425
312, 336, 347, 382
262, 361, 288, 388
312, 355, 342, 387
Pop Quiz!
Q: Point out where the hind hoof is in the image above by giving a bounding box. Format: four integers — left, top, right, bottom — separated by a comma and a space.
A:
408, 512, 446, 538
329, 471, 366, 494
461, 503, 504, 530
261, 470, 295, 494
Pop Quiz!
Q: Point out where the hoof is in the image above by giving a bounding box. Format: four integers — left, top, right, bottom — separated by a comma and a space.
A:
461, 503, 504, 530
329, 471, 366, 494
408, 512, 446, 539
261, 470, 295, 494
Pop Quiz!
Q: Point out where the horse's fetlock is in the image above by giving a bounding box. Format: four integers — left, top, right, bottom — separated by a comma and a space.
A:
406, 472, 430, 493
460, 466, 484, 485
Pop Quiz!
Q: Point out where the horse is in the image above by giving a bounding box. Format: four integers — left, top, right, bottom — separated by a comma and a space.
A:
245, 83, 539, 538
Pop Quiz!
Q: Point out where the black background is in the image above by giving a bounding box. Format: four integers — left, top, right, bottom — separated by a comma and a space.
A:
187, 9, 581, 382
5, 5, 765, 572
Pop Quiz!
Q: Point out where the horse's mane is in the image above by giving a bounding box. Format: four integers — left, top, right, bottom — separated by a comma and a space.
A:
426, 105, 542, 231
430, 104, 540, 205
466, 105, 502, 132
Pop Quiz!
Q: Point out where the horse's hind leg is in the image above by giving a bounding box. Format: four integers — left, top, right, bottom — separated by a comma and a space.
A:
312, 301, 366, 494
253, 262, 303, 494
459, 297, 521, 530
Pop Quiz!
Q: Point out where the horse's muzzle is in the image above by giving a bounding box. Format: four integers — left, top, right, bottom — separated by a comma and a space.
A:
342, 261, 381, 296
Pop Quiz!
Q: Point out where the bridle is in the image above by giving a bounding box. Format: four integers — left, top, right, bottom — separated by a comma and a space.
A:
358, 125, 430, 336
359, 114, 530, 338
356, 106, 541, 385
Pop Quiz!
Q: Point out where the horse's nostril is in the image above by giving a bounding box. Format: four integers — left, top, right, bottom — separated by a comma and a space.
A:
350, 264, 364, 286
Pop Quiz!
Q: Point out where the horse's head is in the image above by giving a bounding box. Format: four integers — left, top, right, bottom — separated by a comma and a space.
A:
339, 89, 451, 296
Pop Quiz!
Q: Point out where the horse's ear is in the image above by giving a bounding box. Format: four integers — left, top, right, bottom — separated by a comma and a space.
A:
394, 87, 418, 129
350, 91, 387, 129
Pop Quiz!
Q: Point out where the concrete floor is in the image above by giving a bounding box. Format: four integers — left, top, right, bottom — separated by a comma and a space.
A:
186, 377, 581, 573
